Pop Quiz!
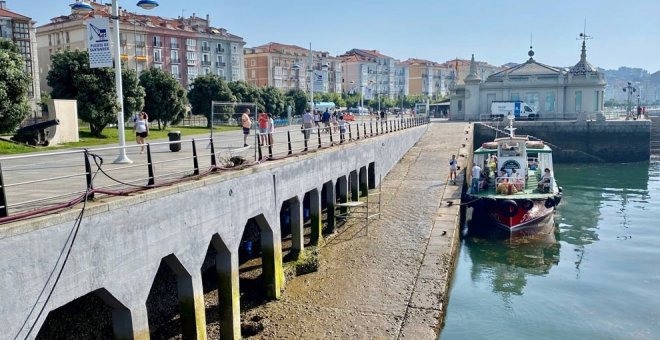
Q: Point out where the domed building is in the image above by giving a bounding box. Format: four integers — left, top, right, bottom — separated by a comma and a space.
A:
449, 41, 606, 121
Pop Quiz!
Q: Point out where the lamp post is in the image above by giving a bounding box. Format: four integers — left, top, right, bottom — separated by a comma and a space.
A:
622, 81, 636, 120
70, 0, 159, 164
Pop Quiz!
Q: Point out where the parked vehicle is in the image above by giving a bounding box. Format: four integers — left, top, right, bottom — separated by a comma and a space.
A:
490, 101, 538, 120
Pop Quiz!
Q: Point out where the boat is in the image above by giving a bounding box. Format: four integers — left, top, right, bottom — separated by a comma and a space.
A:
465, 118, 561, 236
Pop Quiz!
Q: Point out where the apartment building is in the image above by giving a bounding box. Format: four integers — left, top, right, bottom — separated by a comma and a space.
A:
339, 49, 409, 100
404, 58, 446, 98
0, 0, 41, 113
442, 58, 502, 86
243, 42, 341, 93
36, 1, 245, 91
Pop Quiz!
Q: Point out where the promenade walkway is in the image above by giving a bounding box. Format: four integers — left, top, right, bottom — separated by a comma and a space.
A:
239, 122, 468, 339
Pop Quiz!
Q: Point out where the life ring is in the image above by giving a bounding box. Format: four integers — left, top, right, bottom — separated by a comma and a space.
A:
545, 198, 556, 209
520, 199, 534, 211
499, 199, 519, 217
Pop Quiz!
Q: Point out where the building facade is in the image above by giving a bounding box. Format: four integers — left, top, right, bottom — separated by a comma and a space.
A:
442, 58, 502, 86
339, 49, 409, 100
404, 58, 446, 98
0, 0, 41, 114
36, 1, 245, 92
243, 42, 341, 93
449, 43, 606, 121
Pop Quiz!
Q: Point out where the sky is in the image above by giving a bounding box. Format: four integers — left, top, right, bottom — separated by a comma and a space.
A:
7, 0, 660, 72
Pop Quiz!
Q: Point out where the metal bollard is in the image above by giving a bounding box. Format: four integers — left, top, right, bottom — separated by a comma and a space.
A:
0, 163, 7, 217
209, 138, 217, 170
349, 124, 353, 140
317, 128, 322, 149
370, 121, 373, 136
146, 144, 155, 186
83, 151, 95, 200
287, 130, 293, 155
192, 139, 200, 175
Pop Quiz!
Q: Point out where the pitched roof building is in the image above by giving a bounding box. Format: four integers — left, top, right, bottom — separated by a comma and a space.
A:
339, 49, 409, 100
449, 42, 606, 121
404, 58, 446, 98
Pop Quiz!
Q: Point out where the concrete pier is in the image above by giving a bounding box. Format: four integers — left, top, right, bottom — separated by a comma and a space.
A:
242, 122, 467, 338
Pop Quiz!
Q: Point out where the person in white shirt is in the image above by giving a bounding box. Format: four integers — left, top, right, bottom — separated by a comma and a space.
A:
301, 109, 314, 141
471, 162, 482, 193
134, 112, 149, 154
339, 115, 347, 143
449, 155, 458, 184
267, 114, 275, 146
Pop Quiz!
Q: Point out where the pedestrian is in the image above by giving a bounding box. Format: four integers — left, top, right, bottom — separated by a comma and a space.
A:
267, 113, 275, 146
314, 110, 321, 128
637, 105, 642, 120
449, 154, 458, 184
241, 108, 252, 147
332, 112, 339, 133
471, 162, 482, 194
339, 115, 347, 143
258, 112, 269, 146
322, 109, 331, 133
301, 108, 314, 141
134, 111, 149, 154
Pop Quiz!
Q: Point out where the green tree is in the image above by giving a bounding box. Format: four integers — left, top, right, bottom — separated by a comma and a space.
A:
47, 50, 145, 135
140, 67, 187, 129
285, 88, 308, 115
604, 98, 619, 107
259, 86, 286, 117
188, 74, 236, 127
0, 39, 20, 53
0, 41, 31, 133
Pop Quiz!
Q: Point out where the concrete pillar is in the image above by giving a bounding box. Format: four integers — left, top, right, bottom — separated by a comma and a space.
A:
324, 181, 336, 234
255, 215, 284, 299
177, 272, 207, 339
338, 177, 348, 215
350, 171, 359, 201
359, 167, 368, 197
290, 197, 304, 258
216, 250, 241, 340
309, 189, 323, 246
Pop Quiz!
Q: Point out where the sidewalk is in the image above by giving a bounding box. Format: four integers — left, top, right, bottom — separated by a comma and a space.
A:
241, 122, 467, 339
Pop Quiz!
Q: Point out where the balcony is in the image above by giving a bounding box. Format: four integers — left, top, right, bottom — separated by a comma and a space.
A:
153, 57, 163, 63
153, 41, 162, 47
186, 45, 196, 51
170, 43, 179, 49
136, 55, 148, 62
171, 58, 181, 64
187, 59, 197, 66
216, 61, 226, 67
201, 60, 212, 66
202, 46, 211, 52
135, 41, 146, 48
216, 47, 225, 53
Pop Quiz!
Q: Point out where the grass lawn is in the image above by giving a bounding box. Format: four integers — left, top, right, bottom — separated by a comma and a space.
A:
0, 125, 239, 155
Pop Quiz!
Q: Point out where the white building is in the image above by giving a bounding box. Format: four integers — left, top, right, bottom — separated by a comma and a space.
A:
339, 49, 409, 100
450, 42, 606, 121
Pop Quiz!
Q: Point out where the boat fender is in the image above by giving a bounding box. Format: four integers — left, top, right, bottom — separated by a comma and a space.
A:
545, 197, 556, 209
520, 199, 534, 211
553, 195, 562, 206
499, 199, 519, 217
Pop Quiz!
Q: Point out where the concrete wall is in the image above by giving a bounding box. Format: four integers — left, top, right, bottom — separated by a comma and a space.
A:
473, 120, 651, 163
46, 99, 79, 145
0, 124, 427, 339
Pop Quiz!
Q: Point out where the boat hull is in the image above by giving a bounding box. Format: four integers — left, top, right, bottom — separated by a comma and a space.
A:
469, 197, 559, 237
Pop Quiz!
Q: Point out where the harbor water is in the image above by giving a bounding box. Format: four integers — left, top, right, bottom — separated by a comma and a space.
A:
441, 161, 660, 339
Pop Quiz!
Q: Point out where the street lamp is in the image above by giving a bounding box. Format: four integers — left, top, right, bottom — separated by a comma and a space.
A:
70, 0, 160, 164
622, 81, 636, 120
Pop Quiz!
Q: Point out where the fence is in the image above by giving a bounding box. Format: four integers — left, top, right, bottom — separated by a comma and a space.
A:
0, 116, 430, 224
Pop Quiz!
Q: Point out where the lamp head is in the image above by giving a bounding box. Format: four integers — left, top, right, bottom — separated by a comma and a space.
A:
136, 0, 159, 10
69, 1, 94, 14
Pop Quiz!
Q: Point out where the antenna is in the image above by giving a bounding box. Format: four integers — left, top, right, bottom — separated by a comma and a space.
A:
530, 32, 533, 49
578, 19, 593, 42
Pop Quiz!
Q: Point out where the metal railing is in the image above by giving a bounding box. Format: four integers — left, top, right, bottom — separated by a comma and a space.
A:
0, 117, 430, 224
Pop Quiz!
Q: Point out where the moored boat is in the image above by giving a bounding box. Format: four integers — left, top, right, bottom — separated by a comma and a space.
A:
465, 120, 561, 236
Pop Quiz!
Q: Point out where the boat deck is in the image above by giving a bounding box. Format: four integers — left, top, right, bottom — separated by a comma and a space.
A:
472, 169, 554, 200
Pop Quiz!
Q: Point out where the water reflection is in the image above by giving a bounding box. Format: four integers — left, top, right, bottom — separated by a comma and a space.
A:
462, 228, 560, 303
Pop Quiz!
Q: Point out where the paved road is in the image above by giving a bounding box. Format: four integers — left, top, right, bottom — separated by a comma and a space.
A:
241, 121, 468, 339
0, 117, 414, 218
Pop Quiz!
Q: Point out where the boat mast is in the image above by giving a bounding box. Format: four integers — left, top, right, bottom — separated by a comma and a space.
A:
505, 113, 516, 138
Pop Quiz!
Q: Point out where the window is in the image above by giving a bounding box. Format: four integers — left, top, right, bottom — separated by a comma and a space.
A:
458, 100, 463, 111
171, 50, 179, 62
153, 49, 162, 62
154, 63, 163, 70
202, 41, 210, 52
250, 59, 256, 66
171, 65, 180, 78
186, 39, 196, 51
251, 70, 256, 78
66, 31, 70, 43
170, 37, 178, 49
48, 34, 52, 46
187, 67, 198, 81
594, 91, 599, 111
511, 93, 520, 101
575, 91, 582, 112
545, 93, 555, 112
217, 55, 224, 63
203, 67, 210, 75
136, 47, 145, 57
525, 92, 539, 110
217, 68, 225, 77
153, 36, 162, 47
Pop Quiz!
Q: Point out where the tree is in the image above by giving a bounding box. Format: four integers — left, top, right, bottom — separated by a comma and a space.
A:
285, 88, 308, 115
604, 98, 619, 107
0, 41, 31, 133
140, 67, 187, 129
188, 74, 236, 127
259, 86, 286, 117
47, 50, 145, 135
121, 68, 145, 117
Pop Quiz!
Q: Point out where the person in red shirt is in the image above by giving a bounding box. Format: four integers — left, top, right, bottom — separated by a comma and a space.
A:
258, 112, 269, 146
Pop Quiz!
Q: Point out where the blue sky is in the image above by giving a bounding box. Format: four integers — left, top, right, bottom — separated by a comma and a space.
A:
9, 0, 660, 72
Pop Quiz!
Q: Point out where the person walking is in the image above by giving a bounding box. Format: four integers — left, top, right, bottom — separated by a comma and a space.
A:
267, 113, 275, 146
314, 110, 321, 129
134, 112, 149, 154
302, 108, 314, 142
258, 112, 269, 146
339, 115, 347, 143
322, 109, 331, 133
331, 112, 339, 133
449, 154, 458, 184
241, 108, 252, 147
